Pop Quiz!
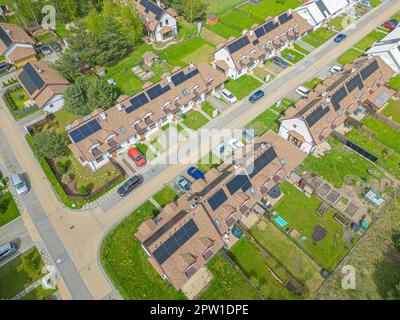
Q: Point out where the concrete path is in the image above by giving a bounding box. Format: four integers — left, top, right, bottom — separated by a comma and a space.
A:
207, 96, 230, 113
295, 39, 316, 52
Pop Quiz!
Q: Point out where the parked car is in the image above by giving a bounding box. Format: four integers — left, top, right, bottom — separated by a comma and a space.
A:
329, 65, 344, 73
128, 147, 146, 167
295, 86, 311, 98
383, 19, 399, 31
0, 242, 17, 262
334, 33, 347, 43
117, 175, 142, 197
220, 89, 237, 104
248, 90, 265, 103
11, 173, 29, 195
358, 0, 372, 8
271, 56, 289, 68
0, 62, 11, 75
187, 167, 205, 180
50, 41, 62, 53
175, 176, 192, 192
40, 45, 52, 55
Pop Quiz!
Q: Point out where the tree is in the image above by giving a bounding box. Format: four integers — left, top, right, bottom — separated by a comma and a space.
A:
52, 50, 80, 82
22, 249, 42, 277
32, 132, 70, 159
182, 0, 207, 23
87, 80, 120, 110
0, 200, 9, 214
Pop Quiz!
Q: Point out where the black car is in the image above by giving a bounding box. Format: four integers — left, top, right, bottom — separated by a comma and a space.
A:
249, 90, 265, 103
0, 62, 11, 74
50, 41, 62, 53
271, 56, 289, 69
334, 33, 347, 43
117, 175, 142, 197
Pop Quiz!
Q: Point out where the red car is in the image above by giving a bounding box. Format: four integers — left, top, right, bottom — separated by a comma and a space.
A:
128, 147, 146, 167
383, 19, 399, 31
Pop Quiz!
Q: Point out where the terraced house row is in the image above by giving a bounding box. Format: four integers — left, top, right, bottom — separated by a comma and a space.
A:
135, 130, 307, 289
67, 62, 226, 171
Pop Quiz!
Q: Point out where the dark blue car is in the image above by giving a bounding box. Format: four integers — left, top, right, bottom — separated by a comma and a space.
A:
187, 167, 205, 180
334, 33, 347, 43
249, 90, 265, 103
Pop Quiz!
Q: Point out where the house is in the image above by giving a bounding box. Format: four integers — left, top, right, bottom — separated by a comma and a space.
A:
67, 62, 226, 171
0, 22, 37, 67
213, 10, 312, 79
278, 56, 395, 154
135, 130, 307, 289
295, 0, 357, 28
17, 61, 69, 114
134, 0, 178, 43
366, 27, 400, 74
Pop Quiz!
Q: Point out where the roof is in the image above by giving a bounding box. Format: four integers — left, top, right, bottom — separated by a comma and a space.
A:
0, 22, 35, 55
17, 61, 69, 108
136, 130, 306, 289
143, 51, 160, 65
134, 0, 172, 32
366, 27, 400, 53
281, 56, 395, 145
67, 62, 226, 163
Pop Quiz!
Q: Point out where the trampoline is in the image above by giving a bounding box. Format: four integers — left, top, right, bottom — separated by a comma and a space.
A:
274, 216, 288, 228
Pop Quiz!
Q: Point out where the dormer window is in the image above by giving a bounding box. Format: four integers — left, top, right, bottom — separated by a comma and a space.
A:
207, 78, 214, 84
250, 49, 256, 55
162, 101, 171, 110
182, 88, 190, 96
173, 96, 181, 103
133, 120, 141, 127
192, 84, 200, 92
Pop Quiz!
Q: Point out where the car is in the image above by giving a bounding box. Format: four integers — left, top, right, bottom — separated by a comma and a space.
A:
248, 90, 265, 103
117, 175, 142, 197
334, 33, 347, 43
329, 65, 344, 73
128, 147, 146, 167
0, 242, 17, 262
50, 41, 62, 52
358, 0, 372, 8
0, 62, 11, 74
295, 86, 311, 98
220, 89, 237, 104
187, 167, 205, 180
271, 56, 289, 68
383, 19, 399, 30
40, 45, 52, 55
175, 176, 192, 192
11, 173, 29, 195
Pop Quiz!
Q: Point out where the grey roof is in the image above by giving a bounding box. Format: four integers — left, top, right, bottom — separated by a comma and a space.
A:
18, 63, 45, 95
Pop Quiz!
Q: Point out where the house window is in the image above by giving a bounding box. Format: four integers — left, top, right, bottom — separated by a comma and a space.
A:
159, 21, 163, 27
166, 19, 169, 25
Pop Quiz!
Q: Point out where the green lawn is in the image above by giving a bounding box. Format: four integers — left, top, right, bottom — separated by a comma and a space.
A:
229, 238, 296, 299
100, 201, 186, 300
204, 0, 247, 14
293, 43, 310, 55
327, 16, 346, 31
354, 30, 386, 52
253, 68, 273, 81
251, 219, 324, 295
7, 87, 30, 111
0, 192, 20, 228
303, 77, 323, 90
224, 75, 262, 100
181, 43, 215, 64
0, 247, 46, 299
152, 186, 178, 208
308, 28, 337, 43
50, 109, 81, 133
21, 285, 57, 300
197, 152, 222, 173
387, 75, 400, 91
197, 253, 262, 300
273, 182, 356, 270
182, 111, 209, 130
299, 138, 382, 188
301, 35, 323, 48
281, 49, 305, 63
201, 102, 220, 118
337, 48, 363, 65
240, 0, 302, 21
381, 99, 400, 124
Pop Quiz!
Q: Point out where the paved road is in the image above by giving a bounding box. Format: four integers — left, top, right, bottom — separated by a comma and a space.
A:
0, 0, 398, 300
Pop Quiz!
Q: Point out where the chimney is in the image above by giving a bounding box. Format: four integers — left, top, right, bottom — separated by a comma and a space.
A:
167, 76, 172, 83
288, 9, 292, 15
116, 103, 123, 111
351, 67, 357, 73
249, 29, 254, 37
326, 96, 331, 104
100, 112, 107, 121
322, 91, 329, 97
261, 143, 268, 149
189, 62, 195, 70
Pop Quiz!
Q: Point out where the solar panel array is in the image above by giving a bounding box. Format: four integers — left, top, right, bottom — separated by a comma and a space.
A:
140, 0, 163, 19
226, 172, 252, 195
69, 119, 102, 143
147, 84, 171, 101
248, 147, 278, 179
360, 60, 379, 81
331, 86, 348, 111
345, 140, 378, 163
171, 68, 199, 87
207, 188, 228, 211
306, 105, 330, 127
264, 21, 279, 33
0, 27, 12, 47
126, 93, 149, 114
253, 39, 259, 46
255, 26, 266, 38
227, 36, 250, 54
278, 13, 293, 25
346, 74, 364, 93
18, 63, 45, 95
152, 219, 199, 265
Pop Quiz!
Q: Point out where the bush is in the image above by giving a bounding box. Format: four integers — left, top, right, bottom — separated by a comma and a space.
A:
0, 199, 9, 214
32, 132, 70, 159
56, 160, 71, 174
78, 185, 90, 196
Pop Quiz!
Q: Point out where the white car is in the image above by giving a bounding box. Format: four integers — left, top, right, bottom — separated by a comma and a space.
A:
11, 174, 29, 195
295, 86, 311, 98
229, 138, 245, 151
329, 65, 344, 74
220, 89, 237, 104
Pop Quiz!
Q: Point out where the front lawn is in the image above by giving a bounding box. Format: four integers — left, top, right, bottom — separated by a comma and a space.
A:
273, 182, 356, 270
240, 0, 302, 21
204, 0, 247, 14
308, 28, 337, 43
327, 16, 346, 31
197, 152, 222, 173
224, 75, 262, 100
182, 111, 209, 130
337, 48, 363, 65
21, 285, 57, 300
0, 247, 46, 299
201, 102, 220, 118
387, 75, 400, 91
301, 35, 323, 48
100, 201, 186, 300
381, 99, 400, 124
8, 87, 29, 111
354, 30, 386, 52
281, 48, 305, 63
0, 192, 20, 228
152, 186, 178, 208
293, 43, 310, 55
197, 253, 262, 300
303, 77, 322, 90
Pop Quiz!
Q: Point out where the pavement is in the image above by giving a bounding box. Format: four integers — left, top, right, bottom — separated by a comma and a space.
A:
0, 0, 398, 300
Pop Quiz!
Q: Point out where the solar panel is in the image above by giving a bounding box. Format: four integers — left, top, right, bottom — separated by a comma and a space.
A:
140, 0, 164, 19
345, 140, 378, 162
253, 39, 259, 45
126, 93, 149, 113
346, 74, 364, 93
255, 26, 266, 38
146, 84, 171, 100
0, 27, 12, 47
306, 105, 330, 127
152, 219, 199, 265
171, 68, 200, 87
278, 13, 293, 25
227, 36, 250, 54
226, 172, 252, 195
248, 147, 278, 179
331, 86, 348, 111
18, 63, 45, 95
264, 21, 279, 33
207, 189, 228, 211
360, 60, 379, 81
69, 119, 102, 143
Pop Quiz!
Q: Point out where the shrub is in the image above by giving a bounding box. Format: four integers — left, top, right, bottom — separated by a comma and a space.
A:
78, 185, 90, 196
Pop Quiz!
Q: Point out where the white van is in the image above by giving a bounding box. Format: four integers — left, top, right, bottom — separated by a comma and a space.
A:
295, 86, 311, 98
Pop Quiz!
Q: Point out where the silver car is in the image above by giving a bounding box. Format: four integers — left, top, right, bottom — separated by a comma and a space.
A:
11, 174, 29, 195
0, 242, 17, 262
